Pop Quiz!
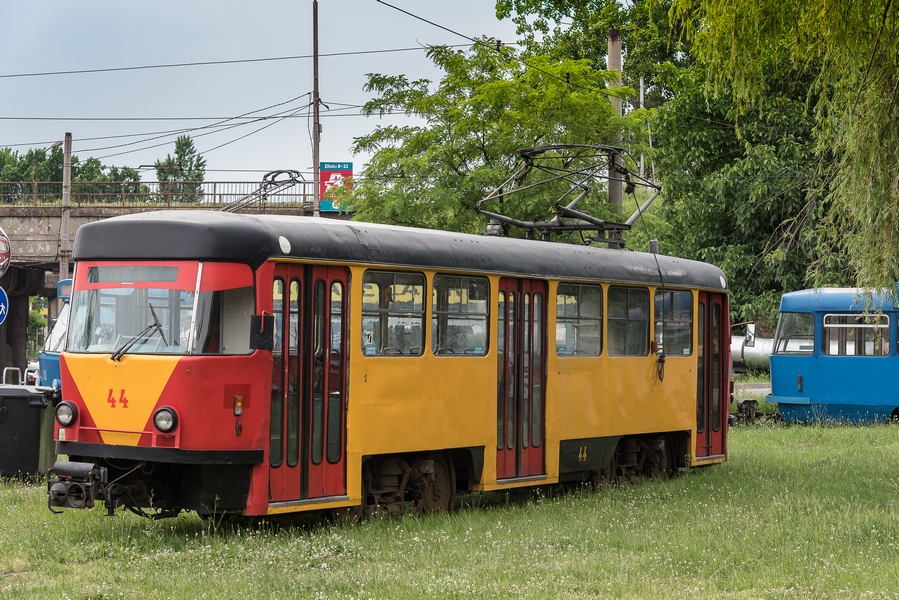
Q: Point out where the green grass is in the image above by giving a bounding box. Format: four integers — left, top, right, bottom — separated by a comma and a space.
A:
4, 424, 899, 599
732, 368, 771, 384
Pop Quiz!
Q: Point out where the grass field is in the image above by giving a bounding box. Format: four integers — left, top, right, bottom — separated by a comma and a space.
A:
3, 422, 899, 599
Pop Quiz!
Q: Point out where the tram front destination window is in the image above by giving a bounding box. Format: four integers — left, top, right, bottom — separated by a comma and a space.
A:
773, 312, 815, 355
67, 261, 255, 356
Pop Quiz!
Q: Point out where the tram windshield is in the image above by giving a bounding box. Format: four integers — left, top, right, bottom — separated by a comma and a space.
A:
66, 261, 254, 356
43, 302, 70, 353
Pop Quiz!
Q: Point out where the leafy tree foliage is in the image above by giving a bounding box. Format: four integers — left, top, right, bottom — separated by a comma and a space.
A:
671, 0, 899, 291
1, 145, 141, 204
155, 135, 206, 203
0, 146, 64, 182
501, 0, 849, 326
652, 62, 845, 327
350, 41, 633, 233
0, 145, 140, 183
497, 0, 691, 110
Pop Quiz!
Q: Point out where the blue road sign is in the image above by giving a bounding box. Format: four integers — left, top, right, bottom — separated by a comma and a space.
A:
0, 286, 8, 326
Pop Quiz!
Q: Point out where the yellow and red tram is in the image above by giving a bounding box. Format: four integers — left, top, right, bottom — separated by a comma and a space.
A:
47, 211, 730, 518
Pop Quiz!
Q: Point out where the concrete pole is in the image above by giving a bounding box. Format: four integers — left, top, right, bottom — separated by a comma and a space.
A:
639, 77, 645, 179
60, 132, 72, 282
607, 27, 623, 213
312, 0, 321, 218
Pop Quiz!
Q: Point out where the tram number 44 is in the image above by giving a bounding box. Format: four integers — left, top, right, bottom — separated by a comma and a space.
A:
578, 446, 588, 462
107, 389, 129, 409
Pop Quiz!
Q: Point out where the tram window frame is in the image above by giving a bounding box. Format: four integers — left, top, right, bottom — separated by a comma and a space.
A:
326, 280, 345, 464
194, 286, 255, 355
773, 312, 815, 355
822, 313, 889, 356
361, 270, 426, 356
270, 277, 285, 469
654, 290, 693, 357
555, 283, 602, 357
607, 286, 650, 357
431, 275, 489, 356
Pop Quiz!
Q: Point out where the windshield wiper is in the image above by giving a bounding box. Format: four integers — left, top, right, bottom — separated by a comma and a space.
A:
111, 305, 168, 361
149, 305, 168, 346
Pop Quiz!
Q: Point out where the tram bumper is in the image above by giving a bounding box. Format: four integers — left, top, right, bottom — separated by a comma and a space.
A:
47, 461, 108, 512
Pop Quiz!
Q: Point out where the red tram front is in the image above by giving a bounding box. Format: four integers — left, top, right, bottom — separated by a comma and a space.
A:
48, 258, 272, 517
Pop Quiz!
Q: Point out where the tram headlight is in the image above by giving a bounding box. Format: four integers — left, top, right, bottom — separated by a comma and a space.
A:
153, 407, 178, 433
55, 401, 78, 427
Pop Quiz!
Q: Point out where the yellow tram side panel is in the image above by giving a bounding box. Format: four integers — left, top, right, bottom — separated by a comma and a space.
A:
344, 332, 497, 457
545, 351, 697, 441
478, 283, 701, 490
338, 265, 497, 507
340, 272, 719, 506
544, 284, 715, 472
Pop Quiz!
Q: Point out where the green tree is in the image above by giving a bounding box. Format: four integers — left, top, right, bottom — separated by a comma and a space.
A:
652, 62, 843, 327
497, 0, 691, 111
351, 41, 632, 233
28, 298, 47, 356
155, 135, 206, 204
501, 0, 847, 326
670, 0, 899, 291
1, 144, 145, 205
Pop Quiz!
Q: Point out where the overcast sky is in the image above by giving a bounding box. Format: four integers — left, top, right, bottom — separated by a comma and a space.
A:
0, 1, 520, 182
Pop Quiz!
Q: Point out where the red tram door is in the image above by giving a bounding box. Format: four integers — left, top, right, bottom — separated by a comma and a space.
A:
496, 278, 547, 480
695, 291, 728, 459
269, 265, 348, 504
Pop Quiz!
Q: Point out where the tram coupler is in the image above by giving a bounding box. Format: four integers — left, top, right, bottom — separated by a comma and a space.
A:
47, 461, 108, 513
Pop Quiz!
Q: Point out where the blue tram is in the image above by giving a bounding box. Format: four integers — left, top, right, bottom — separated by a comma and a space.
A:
768, 287, 899, 423
37, 278, 72, 390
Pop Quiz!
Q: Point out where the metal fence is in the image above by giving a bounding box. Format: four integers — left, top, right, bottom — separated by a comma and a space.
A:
0, 180, 317, 210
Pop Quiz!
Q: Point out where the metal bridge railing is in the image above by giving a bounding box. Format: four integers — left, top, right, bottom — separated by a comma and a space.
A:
0, 180, 316, 210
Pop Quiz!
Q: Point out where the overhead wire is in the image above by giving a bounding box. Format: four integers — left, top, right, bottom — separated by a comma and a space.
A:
81, 93, 311, 153
0, 45, 476, 80
373, 0, 737, 133
91, 98, 315, 161
0, 4, 746, 177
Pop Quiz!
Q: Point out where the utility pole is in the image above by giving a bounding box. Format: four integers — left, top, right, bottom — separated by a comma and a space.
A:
639, 77, 645, 179
607, 26, 623, 213
60, 132, 72, 282
312, 0, 321, 218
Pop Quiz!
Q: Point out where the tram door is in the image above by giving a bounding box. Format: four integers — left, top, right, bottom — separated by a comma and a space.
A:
695, 291, 728, 459
496, 278, 547, 480
269, 264, 348, 503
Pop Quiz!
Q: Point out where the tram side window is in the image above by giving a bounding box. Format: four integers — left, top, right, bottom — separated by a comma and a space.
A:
823, 314, 889, 356
654, 290, 693, 356
773, 312, 815, 355
195, 286, 255, 354
556, 283, 602, 356
608, 286, 650, 356
432, 275, 489, 355
361, 270, 425, 356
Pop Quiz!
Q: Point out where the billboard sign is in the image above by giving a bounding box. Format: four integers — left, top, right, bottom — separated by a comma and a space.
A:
319, 162, 353, 212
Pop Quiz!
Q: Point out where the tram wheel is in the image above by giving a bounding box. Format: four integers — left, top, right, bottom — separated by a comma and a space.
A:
648, 435, 674, 480
418, 451, 456, 514
593, 453, 618, 489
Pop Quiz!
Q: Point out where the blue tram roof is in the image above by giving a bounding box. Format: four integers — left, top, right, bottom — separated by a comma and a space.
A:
779, 288, 897, 313
73, 211, 728, 291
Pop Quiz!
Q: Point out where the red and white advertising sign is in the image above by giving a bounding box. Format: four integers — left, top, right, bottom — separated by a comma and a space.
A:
319, 162, 353, 211
0, 227, 10, 279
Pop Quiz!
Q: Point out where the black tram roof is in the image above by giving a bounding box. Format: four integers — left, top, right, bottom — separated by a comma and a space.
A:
73, 211, 728, 291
